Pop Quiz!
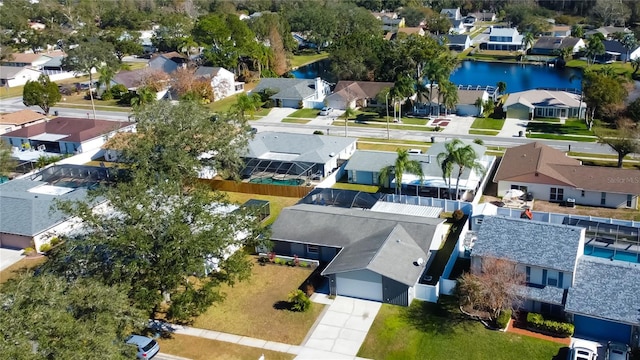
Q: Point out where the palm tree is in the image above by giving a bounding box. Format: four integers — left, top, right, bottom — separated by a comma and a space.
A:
522, 32, 535, 53
474, 97, 484, 117
632, 57, 640, 76
232, 93, 262, 119
378, 148, 424, 196
97, 65, 116, 93
439, 80, 458, 116
482, 99, 495, 118
496, 81, 507, 95
584, 36, 605, 65
130, 87, 156, 107
437, 139, 486, 200
621, 33, 637, 63
342, 107, 356, 137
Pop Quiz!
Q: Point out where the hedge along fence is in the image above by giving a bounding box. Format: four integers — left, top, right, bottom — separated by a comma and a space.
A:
200, 179, 315, 198
526, 313, 574, 338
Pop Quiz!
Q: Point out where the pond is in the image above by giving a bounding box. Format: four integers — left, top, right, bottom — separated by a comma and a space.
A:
291, 59, 582, 92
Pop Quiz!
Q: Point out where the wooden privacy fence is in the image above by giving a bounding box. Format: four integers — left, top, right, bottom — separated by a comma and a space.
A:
201, 179, 315, 198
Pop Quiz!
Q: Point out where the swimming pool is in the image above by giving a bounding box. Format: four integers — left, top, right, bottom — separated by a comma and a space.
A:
249, 177, 305, 186
584, 245, 640, 263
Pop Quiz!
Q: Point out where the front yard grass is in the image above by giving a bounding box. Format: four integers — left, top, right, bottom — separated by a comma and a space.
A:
282, 118, 311, 124
469, 129, 499, 136
533, 200, 640, 220
358, 297, 564, 360
526, 119, 593, 136
192, 259, 324, 345
158, 334, 294, 360
526, 133, 596, 142
471, 117, 504, 131
332, 120, 434, 132
288, 108, 320, 118
223, 192, 300, 226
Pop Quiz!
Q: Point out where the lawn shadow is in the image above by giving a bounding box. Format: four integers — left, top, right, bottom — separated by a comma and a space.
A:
273, 300, 293, 310
355, 113, 379, 124
402, 296, 467, 335
551, 347, 570, 360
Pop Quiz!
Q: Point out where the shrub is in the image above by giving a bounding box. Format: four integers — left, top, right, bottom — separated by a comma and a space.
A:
313, 130, 324, 135
473, 138, 484, 145
23, 247, 36, 256
49, 237, 60, 246
110, 84, 128, 99
496, 309, 512, 329
39, 243, 52, 253
452, 209, 464, 222
288, 289, 311, 312
526, 312, 574, 337
100, 90, 113, 100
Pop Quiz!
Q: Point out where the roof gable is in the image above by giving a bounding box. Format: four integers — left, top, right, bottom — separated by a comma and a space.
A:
493, 142, 581, 183
0, 109, 46, 126
1, 117, 132, 143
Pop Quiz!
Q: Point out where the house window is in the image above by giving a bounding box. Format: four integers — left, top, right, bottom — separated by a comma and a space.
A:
307, 245, 319, 254
550, 188, 563, 201
475, 218, 483, 225
581, 190, 585, 197
547, 271, 558, 287
601, 192, 606, 205
525, 266, 531, 283
627, 194, 633, 207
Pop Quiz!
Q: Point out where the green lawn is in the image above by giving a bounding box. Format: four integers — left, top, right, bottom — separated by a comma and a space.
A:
526, 119, 593, 136
223, 192, 299, 226
282, 118, 311, 124
566, 59, 634, 78
289, 51, 329, 68
332, 120, 434, 132
331, 182, 380, 193
526, 133, 596, 142
358, 138, 432, 146
158, 334, 294, 360
288, 108, 320, 118
401, 118, 428, 125
471, 118, 505, 131
469, 129, 499, 136
358, 297, 564, 360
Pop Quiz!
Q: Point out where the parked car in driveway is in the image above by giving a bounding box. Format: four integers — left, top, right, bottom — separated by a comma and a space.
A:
319, 107, 333, 116
606, 342, 630, 360
569, 341, 598, 360
126, 335, 160, 359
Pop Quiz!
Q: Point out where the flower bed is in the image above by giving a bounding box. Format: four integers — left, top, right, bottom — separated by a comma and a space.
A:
526, 313, 574, 338
258, 252, 319, 268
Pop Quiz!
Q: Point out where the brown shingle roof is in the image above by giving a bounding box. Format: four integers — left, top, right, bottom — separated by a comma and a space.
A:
2, 117, 132, 143
0, 109, 46, 126
494, 142, 640, 194
5, 52, 47, 64
333, 81, 394, 100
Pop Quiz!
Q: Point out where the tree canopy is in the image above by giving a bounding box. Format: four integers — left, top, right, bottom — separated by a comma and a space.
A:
22, 74, 61, 115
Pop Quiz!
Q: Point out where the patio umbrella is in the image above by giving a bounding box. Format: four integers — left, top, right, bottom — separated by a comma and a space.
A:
503, 189, 524, 200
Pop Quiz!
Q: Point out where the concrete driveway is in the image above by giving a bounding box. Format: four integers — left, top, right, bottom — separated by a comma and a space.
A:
0, 248, 24, 272
296, 296, 381, 360
255, 107, 298, 123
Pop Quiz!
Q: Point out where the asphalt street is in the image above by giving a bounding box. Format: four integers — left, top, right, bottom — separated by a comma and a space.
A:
0, 96, 616, 155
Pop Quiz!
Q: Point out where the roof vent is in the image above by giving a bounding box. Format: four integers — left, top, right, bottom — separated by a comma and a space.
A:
417, 258, 424, 266
396, 239, 401, 243
329, 152, 335, 157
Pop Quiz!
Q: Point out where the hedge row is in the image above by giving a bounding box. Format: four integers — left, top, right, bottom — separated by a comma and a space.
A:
526, 312, 574, 337
496, 309, 512, 329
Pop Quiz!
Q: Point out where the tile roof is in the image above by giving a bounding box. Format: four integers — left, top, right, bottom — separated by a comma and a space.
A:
245, 131, 356, 164
251, 78, 317, 100
271, 204, 444, 286
565, 256, 640, 326
504, 90, 583, 109
473, 216, 584, 272
494, 142, 640, 194
1, 117, 133, 143
0, 109, 46, 126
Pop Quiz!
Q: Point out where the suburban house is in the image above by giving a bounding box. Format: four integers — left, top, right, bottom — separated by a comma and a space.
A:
602, 40, 640, 62
344, 140, 494, 200
585, 26, 632, 40
194, 66, 244, 100
269, 204, 447, 305
493, 142, 640, 209
471, 215, 640, 344
242, 132, 357, 179
0, 165, 111, 251
1, 52, 60, 68
251, 77, 331, 109
469, 11, 496, 22
530, 37, 585, 56
1, 117, 135, 155
0, 109, 47, 134
541, 25, 571, 38
443, 34, 472, 51
483, 27, 524, 51
411, 85, 492, 116
148, 52, 187, 74
371, 12, 405, 31
0, 66, 41, 87
472, 216, 585, 317
455, 88, 489, 116
385, 27, 426, 40
449, 19, 466, 34
503, 89, 585, 120
324, 80, 393, 110
440, 8, 462, 21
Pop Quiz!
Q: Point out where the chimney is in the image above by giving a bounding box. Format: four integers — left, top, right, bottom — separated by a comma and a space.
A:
315, 77, 323, 99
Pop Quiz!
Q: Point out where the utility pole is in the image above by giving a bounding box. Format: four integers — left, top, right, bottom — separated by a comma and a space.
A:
386, 92, 390, 140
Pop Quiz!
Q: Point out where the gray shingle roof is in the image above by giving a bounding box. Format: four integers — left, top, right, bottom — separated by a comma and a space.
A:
251, 78, 316, 100
0, 179, 91, 237
473, 216, 584, 272
445, 34, 470, 45
515, 284, 565, 305
271, 204, 444, 286
245, 132, 356, 164
194, 66, 222, 78
565, 256, 640, 326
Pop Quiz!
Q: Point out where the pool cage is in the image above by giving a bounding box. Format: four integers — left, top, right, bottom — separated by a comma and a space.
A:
241, 158, 315, 183
563, 218, 640, 260
32, 164, 126, 188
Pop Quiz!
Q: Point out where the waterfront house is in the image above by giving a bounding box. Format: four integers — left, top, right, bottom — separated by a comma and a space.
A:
443, 34, 472, 51
503, 89, 585, 120
251, 77, 331, 109
530, 37, 585, 56
484, 27, 524, 51
585, 26, 632, 40
602, 40, 640, 62
324, 80, 393, 110
493, 142, 640, 209
541, 25, 571, 38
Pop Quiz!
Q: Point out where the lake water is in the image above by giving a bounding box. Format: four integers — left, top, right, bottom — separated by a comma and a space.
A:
291, 60, 582, 92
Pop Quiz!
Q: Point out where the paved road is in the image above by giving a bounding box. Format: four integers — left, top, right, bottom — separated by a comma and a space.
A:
0, 96, 615, 155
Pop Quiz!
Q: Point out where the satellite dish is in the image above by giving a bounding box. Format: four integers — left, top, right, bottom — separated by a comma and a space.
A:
417, 258, 424, 266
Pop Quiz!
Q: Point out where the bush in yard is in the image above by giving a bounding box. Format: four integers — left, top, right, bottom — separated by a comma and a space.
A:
452, 209, 464, 222
288, 289, 311, 312
49, 237, 61, 246
39, 243, 52, 253
23, 247, 36, 256
313, 130, 324, 135
100, 90, 113, 100
110, 84, 128, 99
496, 309, 512, 329
526, 312, 574, 337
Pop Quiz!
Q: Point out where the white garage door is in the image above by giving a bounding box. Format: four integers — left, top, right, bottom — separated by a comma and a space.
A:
336, 270, 383, 302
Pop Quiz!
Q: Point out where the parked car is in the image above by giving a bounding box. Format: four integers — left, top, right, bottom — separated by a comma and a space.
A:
569, 341, 598, 360
126, 335, 160, 359
319, 107, 333, 116
606, 342, 630, 360
408, 149, 422, 154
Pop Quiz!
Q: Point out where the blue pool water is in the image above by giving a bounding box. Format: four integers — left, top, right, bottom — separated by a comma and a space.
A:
584, 245, 640, 263
292, 60, 582, 93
